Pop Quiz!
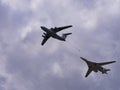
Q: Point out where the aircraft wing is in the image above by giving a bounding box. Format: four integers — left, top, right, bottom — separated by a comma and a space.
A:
99, 61, 116, 66
80, 57, 88, 61
53, 25, 72, 32
41, 35, 50, 45
85, 68, 92, 77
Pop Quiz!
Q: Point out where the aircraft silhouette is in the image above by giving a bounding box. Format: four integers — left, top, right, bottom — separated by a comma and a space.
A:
80, 57, 116, 77
41, 25, 72, 45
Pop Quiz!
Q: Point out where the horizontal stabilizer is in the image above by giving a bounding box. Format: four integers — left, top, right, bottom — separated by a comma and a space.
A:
106, 69, 110, 71
63, 33, 72, 36
62, 33, 72, 40
53, 25, 73, 32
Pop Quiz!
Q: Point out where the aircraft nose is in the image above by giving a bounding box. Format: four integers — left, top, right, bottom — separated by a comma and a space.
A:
40, 26, 44, 29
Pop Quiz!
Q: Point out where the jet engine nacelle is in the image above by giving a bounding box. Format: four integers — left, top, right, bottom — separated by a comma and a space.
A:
42, 35, 45, 37
94, 70, 98, 72
54, 27, 57, 29
43, 33, 46, 35
50, 28, 54, 30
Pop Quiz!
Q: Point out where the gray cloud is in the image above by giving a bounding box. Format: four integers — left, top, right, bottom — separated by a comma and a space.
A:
0, 0, 120, 90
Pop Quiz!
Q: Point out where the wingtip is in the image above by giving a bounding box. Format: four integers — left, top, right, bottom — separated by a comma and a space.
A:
80, 57, 83, 60
113, 61, 116, 63
80, 57, 84, 60
80, 57, 88, 62
111, 61, 116, 63
41, 43, 44, 46
68, 25, 73, 27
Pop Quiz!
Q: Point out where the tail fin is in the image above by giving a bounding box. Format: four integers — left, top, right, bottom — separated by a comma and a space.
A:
62, 33, 72, 40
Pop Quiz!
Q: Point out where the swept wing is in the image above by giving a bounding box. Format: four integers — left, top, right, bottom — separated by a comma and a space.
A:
99, 61, 116, 66
52, 25, 72, 33
41, 34, 50, 45
85, 68, 92, 77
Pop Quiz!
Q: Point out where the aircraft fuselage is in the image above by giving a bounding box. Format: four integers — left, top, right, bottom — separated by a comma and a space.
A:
41, 26, 65, 41
85, 60, 108, 73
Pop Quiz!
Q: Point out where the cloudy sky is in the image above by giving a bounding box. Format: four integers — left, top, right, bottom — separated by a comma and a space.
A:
0, 0, 120, 90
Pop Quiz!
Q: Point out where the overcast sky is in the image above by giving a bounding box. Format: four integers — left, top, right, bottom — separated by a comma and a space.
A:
0, 0, 120, 90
